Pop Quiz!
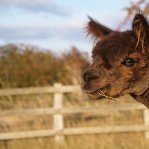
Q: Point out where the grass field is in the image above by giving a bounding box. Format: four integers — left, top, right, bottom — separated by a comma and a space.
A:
0, 93, 149, 149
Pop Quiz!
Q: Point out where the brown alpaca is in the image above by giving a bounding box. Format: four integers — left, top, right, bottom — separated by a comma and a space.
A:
82, 13, 149, 108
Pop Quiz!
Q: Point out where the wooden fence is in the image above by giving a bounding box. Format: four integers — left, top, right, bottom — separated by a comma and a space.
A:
0, 83, 149, 142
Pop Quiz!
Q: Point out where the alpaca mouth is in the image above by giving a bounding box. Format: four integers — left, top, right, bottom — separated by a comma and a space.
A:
82, 88, 100, 94
81, 83, 101, 94
82, 84, 116, 100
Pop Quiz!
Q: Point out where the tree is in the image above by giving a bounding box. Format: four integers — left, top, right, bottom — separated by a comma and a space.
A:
0, 45, 89, 88
117, 0, 149, 30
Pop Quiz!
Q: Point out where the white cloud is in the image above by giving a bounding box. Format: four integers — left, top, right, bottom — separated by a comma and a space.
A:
0, 0, 71, 16
0, 5, 129, 53
0, 23, 84, 42
0, 25, 53, 40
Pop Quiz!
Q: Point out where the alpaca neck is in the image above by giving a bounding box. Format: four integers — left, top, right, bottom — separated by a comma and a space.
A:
133, 88, 149, 108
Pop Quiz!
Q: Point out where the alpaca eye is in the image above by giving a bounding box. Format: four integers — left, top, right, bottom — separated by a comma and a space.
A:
123, 58, 138, 66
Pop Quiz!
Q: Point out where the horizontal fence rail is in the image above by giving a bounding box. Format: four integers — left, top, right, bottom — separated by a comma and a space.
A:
0, 125, 149, 141
0, 83, 148, 141
0, 104, 146, 117
0, 85, 80, 96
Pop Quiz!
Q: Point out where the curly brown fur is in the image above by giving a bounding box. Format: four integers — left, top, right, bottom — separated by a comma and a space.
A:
82, 13, 149, 108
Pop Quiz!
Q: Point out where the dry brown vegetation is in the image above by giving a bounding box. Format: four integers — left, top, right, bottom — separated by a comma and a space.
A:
0, 44, 88, 88
0, 93, 149, 149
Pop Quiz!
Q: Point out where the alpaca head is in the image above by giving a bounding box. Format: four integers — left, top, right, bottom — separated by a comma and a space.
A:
82, 13, 149, 104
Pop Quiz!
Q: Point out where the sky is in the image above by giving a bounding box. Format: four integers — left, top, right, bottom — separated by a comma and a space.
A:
0, 0, 141, 54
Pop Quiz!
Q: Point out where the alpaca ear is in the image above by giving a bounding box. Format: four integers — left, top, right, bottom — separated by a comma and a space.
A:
86, 16, 113, 40
132, 13, 149, 52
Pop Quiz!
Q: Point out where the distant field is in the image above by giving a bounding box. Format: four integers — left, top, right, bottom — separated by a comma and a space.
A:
0, 92, 149, 149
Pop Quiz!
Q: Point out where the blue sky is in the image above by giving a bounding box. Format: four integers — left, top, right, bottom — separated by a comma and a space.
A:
0, 0, 140, 54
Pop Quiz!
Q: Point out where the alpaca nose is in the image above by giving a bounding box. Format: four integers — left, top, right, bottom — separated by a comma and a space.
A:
83, 69, 99, 82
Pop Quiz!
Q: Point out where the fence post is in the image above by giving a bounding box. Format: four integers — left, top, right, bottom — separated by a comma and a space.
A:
143, 109, 149, 139
53, 83, 64, 142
